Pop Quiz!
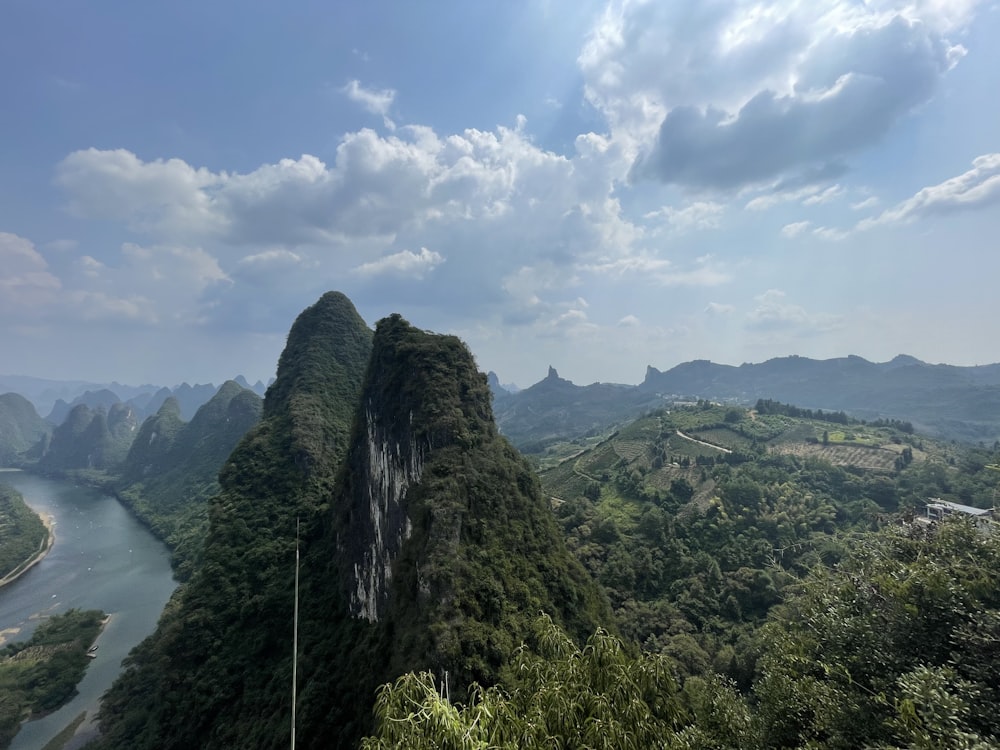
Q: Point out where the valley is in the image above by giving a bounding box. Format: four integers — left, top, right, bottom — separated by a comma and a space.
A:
0, 292, 998, 748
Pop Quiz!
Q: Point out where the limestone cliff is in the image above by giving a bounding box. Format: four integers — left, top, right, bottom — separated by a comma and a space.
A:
95, 295, 607, 750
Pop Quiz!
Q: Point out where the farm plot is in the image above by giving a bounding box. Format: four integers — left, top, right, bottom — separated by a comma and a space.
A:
772, 442, 900, 471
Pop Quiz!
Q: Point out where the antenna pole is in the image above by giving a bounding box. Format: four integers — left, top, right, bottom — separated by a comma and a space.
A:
292, 518, 300, 750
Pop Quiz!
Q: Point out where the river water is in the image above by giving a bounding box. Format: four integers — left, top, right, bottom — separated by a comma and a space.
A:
0, 470, 177, 750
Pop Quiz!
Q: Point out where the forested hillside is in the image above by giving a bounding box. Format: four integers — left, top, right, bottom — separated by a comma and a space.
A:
539, 402, 996, 682
0, 393, 50, 466
115, 381, 263, 578
0, 484, 47, 582
93, 294, 608, 749
37, 402, 138, 472
364, 402, 1000, 747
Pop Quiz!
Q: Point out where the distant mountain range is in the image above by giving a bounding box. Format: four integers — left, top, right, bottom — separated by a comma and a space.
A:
0, 374, 270, 420
491, 354, 1000, 448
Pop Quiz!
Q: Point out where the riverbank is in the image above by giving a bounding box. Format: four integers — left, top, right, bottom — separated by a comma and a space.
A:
0, 511, 55, 591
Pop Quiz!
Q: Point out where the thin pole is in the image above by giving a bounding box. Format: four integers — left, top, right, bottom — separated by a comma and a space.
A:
291, 518, 300, 750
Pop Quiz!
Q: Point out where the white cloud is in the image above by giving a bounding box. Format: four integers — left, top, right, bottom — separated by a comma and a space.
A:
858, 153, 1000, 229
705, 302, 735, 315
618, 314, 640, 326
802, 184, 843, 206
0, 233, 62, 313
353, 247, 444, 278
583, 254, 730, 287
645, 201, 724, 231
56, 148, 224, 238
812, 226, 849, 241
580, 1, 976, 190
851, 196, 879, 210
745, 181, 830, 211
781, 221, 811, 238
746, 289, 842, 332
65, 290, 157, 323
342, 79, 396, 116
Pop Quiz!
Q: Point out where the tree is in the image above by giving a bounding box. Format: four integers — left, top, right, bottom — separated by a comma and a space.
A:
362, 614, 760, 749
755, 518, 1000, 749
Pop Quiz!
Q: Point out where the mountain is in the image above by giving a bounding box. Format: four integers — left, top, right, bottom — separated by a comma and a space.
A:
46, 387, 121, 425
490, 354, 1000, 451
168, 382, 220, 421
36, 402, 139, 472
640, 354, 1000, 442
294, 316, 608, 747
0, 393, 51, 466
116, 382, 263, 578
95, 294, 607, 750
493, 365, 663, 451
234, 374, 268, 396
94, 291, 376, 750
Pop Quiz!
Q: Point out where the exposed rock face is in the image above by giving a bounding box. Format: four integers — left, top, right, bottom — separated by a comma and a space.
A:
95, 294, 608, 750
348, 405, 422, 621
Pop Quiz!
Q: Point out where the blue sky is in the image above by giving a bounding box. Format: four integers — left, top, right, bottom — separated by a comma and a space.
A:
2, 0, 999, 389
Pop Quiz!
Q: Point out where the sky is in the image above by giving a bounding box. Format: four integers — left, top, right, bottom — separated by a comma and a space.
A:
2, 0, 999, 389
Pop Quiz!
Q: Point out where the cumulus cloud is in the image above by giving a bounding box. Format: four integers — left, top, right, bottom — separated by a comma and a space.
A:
353, 247, 444, 278
342, 79, 396, 116
0, 232, 62, 312
54, 122, 621, 254
580, 1, 973, 190
56, 149, 224, 238
618, 314, 640, 326
857, 153, 1000, 229
52, 117, 653, 334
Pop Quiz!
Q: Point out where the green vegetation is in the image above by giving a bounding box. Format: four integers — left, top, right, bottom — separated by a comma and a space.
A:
0, 609, 105, 749
77, 292, 1000, 748
94, 297, 608, 750
0, 484, 47, 581
297, 314, 609, 748
0, 393, 50, 467
540, 404, 1000, 687
38, 402, 138, 472
367, 517, 1000, 748
755, 519, 1000, 748
94, 292, 375, 750
115, 383, 263, 579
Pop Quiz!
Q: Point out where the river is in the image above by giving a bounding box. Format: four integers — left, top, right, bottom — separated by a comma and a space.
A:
0, 470, 177, 750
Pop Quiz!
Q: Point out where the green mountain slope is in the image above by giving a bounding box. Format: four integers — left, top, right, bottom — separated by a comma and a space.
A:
0, 484, 47, 582
95, 296, 608, 750
37, 402, 139, 472
0, 393, 50, 466
94, 291, 375, 750
539, 402, 994, 683
294, 315, 609, 748
116, 382, 263, 579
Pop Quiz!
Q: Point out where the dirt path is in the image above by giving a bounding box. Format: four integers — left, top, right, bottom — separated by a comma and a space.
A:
674, 430, 732, 454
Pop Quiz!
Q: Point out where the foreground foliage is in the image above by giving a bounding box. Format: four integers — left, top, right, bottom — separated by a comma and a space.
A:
0, 609, 105, 749
756, 519, 1000, 749
365, 518, 1000, 748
